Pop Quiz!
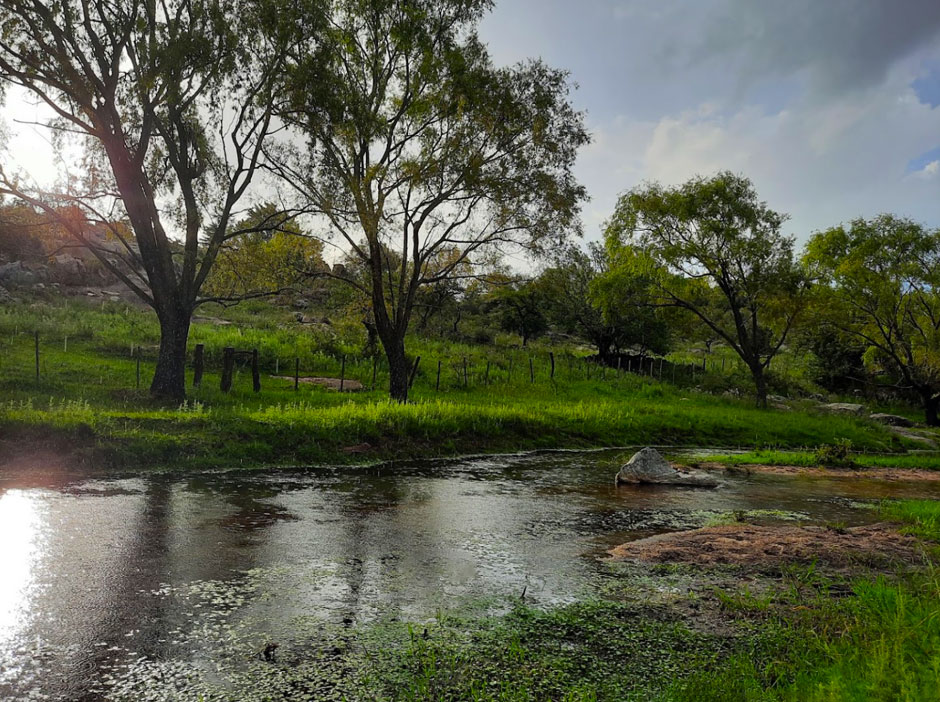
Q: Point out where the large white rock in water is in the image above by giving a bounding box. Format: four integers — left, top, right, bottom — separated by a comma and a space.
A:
615, 448, 718, 487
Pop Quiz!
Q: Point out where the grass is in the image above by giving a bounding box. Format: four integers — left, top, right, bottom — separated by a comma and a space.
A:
0, 297, 924, 470
355, 499, 940, 701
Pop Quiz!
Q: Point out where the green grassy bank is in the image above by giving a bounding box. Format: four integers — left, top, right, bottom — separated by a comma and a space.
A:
0, 298, 924, 471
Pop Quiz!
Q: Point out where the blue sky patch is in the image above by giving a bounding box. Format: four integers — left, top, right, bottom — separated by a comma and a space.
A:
913, 66, 940, 107
907, 145, 940, 173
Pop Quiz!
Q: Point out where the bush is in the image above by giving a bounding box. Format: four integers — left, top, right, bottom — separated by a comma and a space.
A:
814, 438, 855, 467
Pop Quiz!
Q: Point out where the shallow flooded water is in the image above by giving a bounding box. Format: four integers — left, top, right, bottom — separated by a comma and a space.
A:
2, 448, 940, 700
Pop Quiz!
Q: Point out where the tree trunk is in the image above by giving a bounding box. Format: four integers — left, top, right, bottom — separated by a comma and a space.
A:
924, 393, 939, 427
750, 363, 768, 409
150, 310, 191, 402
384, 336, 410, 403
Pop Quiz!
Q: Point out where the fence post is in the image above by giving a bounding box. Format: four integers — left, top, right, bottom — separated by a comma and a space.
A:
64, 336, 68, 353
251, 349, 261, 392
529, 356, 534, 383
463, 357, 468, 387
221, 347, 235, 392
484, 360, 491, 385
136, 348, 141, 390
34, 331, 39, 382
549, 352, 555, 379
436, 359, 442, 392
372, 356, 378, 391
193, 344, 205, 388
409, 356, 421, 388
340, 354, 346, 392
508, 355, 513, 383
295, 357, 300, 390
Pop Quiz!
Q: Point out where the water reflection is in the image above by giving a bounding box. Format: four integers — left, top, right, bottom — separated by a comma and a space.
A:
2, 450, 940, 699
0, 490, 44, 648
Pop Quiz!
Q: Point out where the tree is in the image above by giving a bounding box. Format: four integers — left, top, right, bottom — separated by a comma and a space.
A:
805, 215, 940, 425
203, 204, 327, 301
272, 0, 588, 401
0, 0, 309, 399
605, 172, 807, 407
488, 277, 548, 347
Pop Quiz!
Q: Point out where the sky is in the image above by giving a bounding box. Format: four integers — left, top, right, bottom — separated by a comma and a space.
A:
478, 0, 940, 244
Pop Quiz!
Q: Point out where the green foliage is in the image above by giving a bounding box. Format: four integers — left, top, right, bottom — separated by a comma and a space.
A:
805, 215, 940, 424
605, 172, 809, 405
813, 439, 855, 467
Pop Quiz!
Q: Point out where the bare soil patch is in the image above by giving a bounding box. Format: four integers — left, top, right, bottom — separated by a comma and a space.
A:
608, 522, 922, 567
271, 376, 365, 392
699, 462, 940, 482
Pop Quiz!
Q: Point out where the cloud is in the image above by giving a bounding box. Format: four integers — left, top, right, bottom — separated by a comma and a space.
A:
696, 0, 940, 98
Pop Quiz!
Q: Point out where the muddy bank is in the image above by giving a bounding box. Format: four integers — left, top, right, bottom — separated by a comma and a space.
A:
609, 522, 923, 566
699, 461, 940, 482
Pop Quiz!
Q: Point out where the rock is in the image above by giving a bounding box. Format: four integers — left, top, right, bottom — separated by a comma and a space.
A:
820, 403, 865, 416
0, 261, 41, 287
869, 413, 915, 428
0, 284, 12, 302
615, 448, 718, 487
48, 254, 88, 285
768, 394, 789, 404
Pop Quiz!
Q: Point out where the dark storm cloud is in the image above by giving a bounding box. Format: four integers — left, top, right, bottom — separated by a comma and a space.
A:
699, 0, 940, 94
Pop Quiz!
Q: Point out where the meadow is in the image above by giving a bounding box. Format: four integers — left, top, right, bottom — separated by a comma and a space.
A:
0, 295, 921, 471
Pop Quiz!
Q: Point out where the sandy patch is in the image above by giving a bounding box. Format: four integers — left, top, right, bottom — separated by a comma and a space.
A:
699, 462, 940, 482
608, 522, 922, 566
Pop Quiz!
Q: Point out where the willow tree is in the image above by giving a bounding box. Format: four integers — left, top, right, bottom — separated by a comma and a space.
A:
605, 172, 807, 407
806, 215, 940, 425
272, 0, 588, 402
0, 0, 313, 400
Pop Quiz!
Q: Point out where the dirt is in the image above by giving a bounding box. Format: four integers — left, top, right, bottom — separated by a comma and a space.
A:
699, 461, 940, 481
608, 522, 923, 567
271, 376, 365, 392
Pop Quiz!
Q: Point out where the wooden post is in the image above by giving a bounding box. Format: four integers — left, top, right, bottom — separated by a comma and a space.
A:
193, 344, 205, 388
275, 358, 279, 375
221, 347, 235, 392
340, 354, 346, 392
463, 357, 468, 387
409, 356, 421, 388
34, 331, 39, 382
64, 336, 68, 353
659, 358, 664, 379
529, 356, 534, 383
484, 360, 491, 385
671, 362, 676, 383
508, 355, 513, 382
436, 360, 442, 392
295, 358, 300, 390
136, 349, 141, 390
372, 356, 378, 391
549, 352, 555, 379
251, 349, 261, 392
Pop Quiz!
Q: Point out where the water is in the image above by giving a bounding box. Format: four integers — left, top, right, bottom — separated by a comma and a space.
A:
2, 449, 939, 700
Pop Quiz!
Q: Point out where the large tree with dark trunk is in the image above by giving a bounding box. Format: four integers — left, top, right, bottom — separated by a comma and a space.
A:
0, 0, 311, 400
605, 172, 808, 408
271, 0, 588, 402
806, 215, 940, 425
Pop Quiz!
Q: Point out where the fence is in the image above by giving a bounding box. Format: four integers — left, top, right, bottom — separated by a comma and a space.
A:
5, 329, 814, 398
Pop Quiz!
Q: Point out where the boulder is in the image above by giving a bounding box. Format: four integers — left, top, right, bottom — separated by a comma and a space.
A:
869, 413, 915, 428
0, 284, 12, 302
615, 448, 718, 487
820, 403, 865, 416
0, 260, 41, 287
48, 254, 89, 285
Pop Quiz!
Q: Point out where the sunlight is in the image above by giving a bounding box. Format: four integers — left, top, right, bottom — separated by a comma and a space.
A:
0, 490, 45, 646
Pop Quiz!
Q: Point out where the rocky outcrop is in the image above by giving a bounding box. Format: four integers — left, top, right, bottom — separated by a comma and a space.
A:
820, 403, 865, 416
0, 260, 44, 287
615, 448, 718, 487
869, 413, 915, 428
